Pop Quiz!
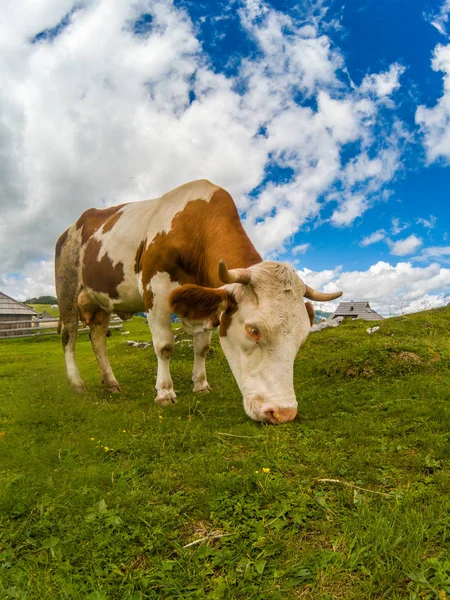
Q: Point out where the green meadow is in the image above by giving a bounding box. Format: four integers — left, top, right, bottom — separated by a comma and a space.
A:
1, 307, 450, 599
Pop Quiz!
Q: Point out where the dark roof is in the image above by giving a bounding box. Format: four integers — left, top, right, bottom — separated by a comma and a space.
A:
0, 292, 37, 316
332, 301, 384, 321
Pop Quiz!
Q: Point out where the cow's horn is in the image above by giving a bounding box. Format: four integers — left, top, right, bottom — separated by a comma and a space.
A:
218, 260, 251, 285
304, 285, 342, 302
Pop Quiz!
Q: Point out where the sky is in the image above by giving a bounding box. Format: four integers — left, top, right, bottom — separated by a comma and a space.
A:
1, 0, 450, 316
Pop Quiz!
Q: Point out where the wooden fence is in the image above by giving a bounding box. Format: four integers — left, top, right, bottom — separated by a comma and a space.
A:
0, 316, 123, 339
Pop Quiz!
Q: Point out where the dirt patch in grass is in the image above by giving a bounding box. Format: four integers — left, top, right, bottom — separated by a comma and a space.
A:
391, 351, 423, 365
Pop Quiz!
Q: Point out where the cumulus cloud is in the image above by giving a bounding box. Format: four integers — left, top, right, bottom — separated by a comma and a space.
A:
359, 63, 405, 98
413, 245, 450, 262
360, 230, 387, 247
416, 43, 450, 163
298, 261, 450, 316
389, 234, 423, 256
0, 260, 55, 302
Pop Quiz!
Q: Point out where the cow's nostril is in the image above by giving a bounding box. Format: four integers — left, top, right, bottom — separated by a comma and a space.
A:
262, 408, 282, 424
262, 406, 297, 424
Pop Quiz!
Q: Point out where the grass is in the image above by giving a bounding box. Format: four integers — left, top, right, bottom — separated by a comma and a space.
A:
27, 304, 59, 318
1, 308, 450, 599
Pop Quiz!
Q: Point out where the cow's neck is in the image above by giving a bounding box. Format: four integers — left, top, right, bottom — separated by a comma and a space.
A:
203, 244, 262, 288
184, 231, 262, 288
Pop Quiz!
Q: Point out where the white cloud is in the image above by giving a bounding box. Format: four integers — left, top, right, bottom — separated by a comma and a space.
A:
416, 215, 437, 229
416, 43, 450, 163
0, 260, 55, 302
391, 217, 409, 236
428, 0, 450, 36
360, 230, 387, 247
292, 243, 309, 255
389, 234, 423, 256
330, 193, 368, 227
413, 245, 450, 261
298, 261, 450, 316
360, 63, 405, 98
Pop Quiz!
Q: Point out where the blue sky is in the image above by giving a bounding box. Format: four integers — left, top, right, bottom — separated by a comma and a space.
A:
1, 0, 450, 314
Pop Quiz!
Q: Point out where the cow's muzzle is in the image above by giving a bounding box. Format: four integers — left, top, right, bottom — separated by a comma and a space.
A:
261, 405, 297, 425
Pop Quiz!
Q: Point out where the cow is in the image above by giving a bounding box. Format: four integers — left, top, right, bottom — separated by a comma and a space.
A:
55, 179, 342, 424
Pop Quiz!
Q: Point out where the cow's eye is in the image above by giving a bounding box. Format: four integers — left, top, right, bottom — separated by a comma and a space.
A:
245, 325, 261, 343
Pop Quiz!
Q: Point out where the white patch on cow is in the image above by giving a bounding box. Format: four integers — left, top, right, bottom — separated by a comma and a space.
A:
218, 262, 311, 423
64, 346, 85, 390
147, 272, 181, 404
149, 271, 180, 297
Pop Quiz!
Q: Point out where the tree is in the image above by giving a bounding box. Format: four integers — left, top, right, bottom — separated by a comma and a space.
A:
25, 295, 58, 304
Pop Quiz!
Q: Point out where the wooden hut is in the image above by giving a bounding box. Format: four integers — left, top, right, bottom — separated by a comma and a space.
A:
331, 301, 384, 321
0, 292, 37, 337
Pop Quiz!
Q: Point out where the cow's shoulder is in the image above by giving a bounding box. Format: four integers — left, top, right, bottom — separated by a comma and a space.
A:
76, 203, 126, 245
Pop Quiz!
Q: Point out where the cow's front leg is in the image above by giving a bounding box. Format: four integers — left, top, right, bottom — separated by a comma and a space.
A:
147, 290, 177, 406
192, 331, 212, 392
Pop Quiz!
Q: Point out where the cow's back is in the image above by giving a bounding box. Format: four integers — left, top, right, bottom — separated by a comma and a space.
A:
56, 180, 229, 315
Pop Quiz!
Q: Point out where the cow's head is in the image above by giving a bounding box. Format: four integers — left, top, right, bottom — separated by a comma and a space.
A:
170, 261, 341, 424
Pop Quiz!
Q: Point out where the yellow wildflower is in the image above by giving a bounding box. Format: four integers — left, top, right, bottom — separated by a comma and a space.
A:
262, 467, 271, 473
104, 446, 110, 451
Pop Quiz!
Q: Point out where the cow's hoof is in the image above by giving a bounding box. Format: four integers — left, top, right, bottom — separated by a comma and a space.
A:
105, 383, 121, 393
193, 382, 211, 393
155, 390, 177, 406
71, 382, 87, 393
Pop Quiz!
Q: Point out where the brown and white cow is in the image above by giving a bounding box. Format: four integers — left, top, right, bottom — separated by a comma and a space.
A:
55, 179, 341, 424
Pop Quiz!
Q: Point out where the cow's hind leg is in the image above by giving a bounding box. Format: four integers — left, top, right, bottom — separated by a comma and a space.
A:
55, 229, 86, 392
61, 316, 86, 392
192, 331, 212, 393
89, 310, 121, 393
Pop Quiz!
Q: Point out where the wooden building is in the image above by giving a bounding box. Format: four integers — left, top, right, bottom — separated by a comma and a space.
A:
331, 301, 384, 321
0, 292, 37, 337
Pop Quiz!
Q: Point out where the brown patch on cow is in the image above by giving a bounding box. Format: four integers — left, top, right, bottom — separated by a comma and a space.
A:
170, 284, 227, 321
82, 239, 125, 299
305, 301, 315, 327
76, 204, 125, 245
140, 188, 262, 311
134, 240, 145, 274
55, 229, 69, 260
61, 328, 70, 347
102, 210, 123, 234
160, 344, 174, 359
219, 293, 238, 337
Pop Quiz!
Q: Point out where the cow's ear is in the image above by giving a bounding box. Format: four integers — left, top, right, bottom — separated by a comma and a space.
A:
170, 284, 229, 325
305, 301, 315, 327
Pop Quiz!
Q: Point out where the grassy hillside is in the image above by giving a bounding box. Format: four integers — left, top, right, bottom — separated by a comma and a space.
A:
1, 307, 450, 599
28, 304, 59, 318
